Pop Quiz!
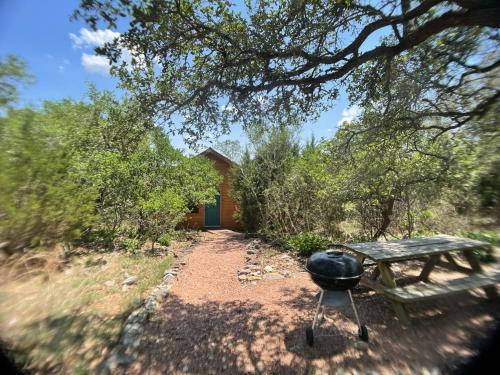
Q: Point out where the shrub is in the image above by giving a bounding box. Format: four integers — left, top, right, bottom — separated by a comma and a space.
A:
121, 238, 140, 253
287, 232, 329, 256
465, 230, 500, 247
158, 234, 172, 247
465, 231, 499, 263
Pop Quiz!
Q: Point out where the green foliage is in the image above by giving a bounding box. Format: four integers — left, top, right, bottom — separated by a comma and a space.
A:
158, 234, 172, 247
465, 230, 500, 247
121, 238, 141, 253
73, 2, 497, 143
287, 232, 329, 256
139, 188, 186, 244
0, 85, 221, 254
0, 105, 97, 253
0, 54, 32, 108
463, 230, 499, 263
231, 127, 300, 235
477, 159, 500, 220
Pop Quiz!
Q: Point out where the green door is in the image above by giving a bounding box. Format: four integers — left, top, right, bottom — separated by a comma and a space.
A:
204, 194, 221, 227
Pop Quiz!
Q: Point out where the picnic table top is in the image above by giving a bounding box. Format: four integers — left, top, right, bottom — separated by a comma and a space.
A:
343, 234, 489, 262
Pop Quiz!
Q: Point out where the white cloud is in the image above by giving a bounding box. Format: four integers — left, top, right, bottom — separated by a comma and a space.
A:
81, 53, 110, 75
337, 105, 361, 126
69, 28, 121, 75
70, 28, 120, 49
57, 58, 70, 73
69, 27, 138, 75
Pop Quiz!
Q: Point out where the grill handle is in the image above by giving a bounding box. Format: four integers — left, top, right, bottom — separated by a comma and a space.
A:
327, 243, 346, 249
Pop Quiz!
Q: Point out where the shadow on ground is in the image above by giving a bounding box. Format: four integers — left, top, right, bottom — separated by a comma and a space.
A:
125, 287, 500, 375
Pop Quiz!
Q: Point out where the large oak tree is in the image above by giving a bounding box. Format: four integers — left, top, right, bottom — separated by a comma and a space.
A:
74, 0, 500, 141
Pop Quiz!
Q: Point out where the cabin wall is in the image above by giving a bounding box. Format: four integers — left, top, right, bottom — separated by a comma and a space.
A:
184, 153, 240, 230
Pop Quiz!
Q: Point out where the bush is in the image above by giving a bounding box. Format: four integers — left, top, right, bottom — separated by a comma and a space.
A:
287, 232, 329, 256
121, 238, 140, 253
465, 230, 500, 247
464, 231, 499, 263
158, 234, 172, 247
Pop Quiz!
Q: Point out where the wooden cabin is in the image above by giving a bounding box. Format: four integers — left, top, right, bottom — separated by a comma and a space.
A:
184, 148, 240, 230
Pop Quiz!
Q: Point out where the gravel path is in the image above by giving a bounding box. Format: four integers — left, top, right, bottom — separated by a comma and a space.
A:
125, 230, 500, 375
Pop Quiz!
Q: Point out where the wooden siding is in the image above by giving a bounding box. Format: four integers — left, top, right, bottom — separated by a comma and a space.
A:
184, 151, 240, 230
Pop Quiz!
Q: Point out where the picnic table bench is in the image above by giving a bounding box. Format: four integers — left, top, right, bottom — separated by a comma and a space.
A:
343, 235, 499, 325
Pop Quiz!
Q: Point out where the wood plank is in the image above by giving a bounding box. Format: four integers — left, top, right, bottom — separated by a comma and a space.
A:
438, 259, 474, 275
463, 250, 499, 299
419, 254, 441, 282
385, 269, 500, 303
344, 235, 489, 262
378, 262, 411, 325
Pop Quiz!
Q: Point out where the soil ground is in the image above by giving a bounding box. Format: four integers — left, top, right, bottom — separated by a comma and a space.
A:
126, 230, 500, 375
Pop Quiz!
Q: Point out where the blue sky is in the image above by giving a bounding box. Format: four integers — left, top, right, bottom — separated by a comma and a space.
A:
0, 0, 357, 152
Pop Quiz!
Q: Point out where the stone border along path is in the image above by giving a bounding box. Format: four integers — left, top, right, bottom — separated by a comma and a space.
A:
97, 241, 196, 374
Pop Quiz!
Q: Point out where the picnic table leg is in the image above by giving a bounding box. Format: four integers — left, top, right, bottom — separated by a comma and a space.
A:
418, 254, 441, 282
356, 254, 380, 280
462, 250, 498, 299
371, 267, 381, 281
377, 262, 411, 325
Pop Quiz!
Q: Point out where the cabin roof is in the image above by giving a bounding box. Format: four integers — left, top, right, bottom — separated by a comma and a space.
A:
199, 147, 238, 166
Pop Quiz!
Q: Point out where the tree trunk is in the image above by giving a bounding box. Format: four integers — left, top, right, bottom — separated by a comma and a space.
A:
373, 197, 395, 240
406, 192, 413, 238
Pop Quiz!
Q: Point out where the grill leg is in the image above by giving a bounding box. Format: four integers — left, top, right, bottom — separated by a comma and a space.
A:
348, 289, 362, 330
312, 289, 325, 330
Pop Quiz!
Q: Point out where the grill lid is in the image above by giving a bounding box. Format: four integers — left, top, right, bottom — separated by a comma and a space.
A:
306, 250, 363, 279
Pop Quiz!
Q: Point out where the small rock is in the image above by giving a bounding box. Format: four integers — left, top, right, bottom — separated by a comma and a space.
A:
353, 340, 369, 351
131, 297, 142, 307
238, 274, 247, 281
123, 276, 138, 285
105, 280, 115, 287
264, 265, 273, 273
264, 273, 284, 280
182, 365, 189, 372
282, 270, 291, 277
246, 275, 262, 281
159, 287, 170, 298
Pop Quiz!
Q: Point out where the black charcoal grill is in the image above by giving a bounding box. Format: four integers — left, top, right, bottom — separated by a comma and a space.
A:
305, 249, 368, 346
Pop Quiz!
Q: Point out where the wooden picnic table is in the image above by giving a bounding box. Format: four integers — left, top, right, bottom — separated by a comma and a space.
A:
343, 235, 500, 325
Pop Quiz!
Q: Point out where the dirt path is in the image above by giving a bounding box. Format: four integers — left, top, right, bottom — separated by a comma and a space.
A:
125, 231, 500, 375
